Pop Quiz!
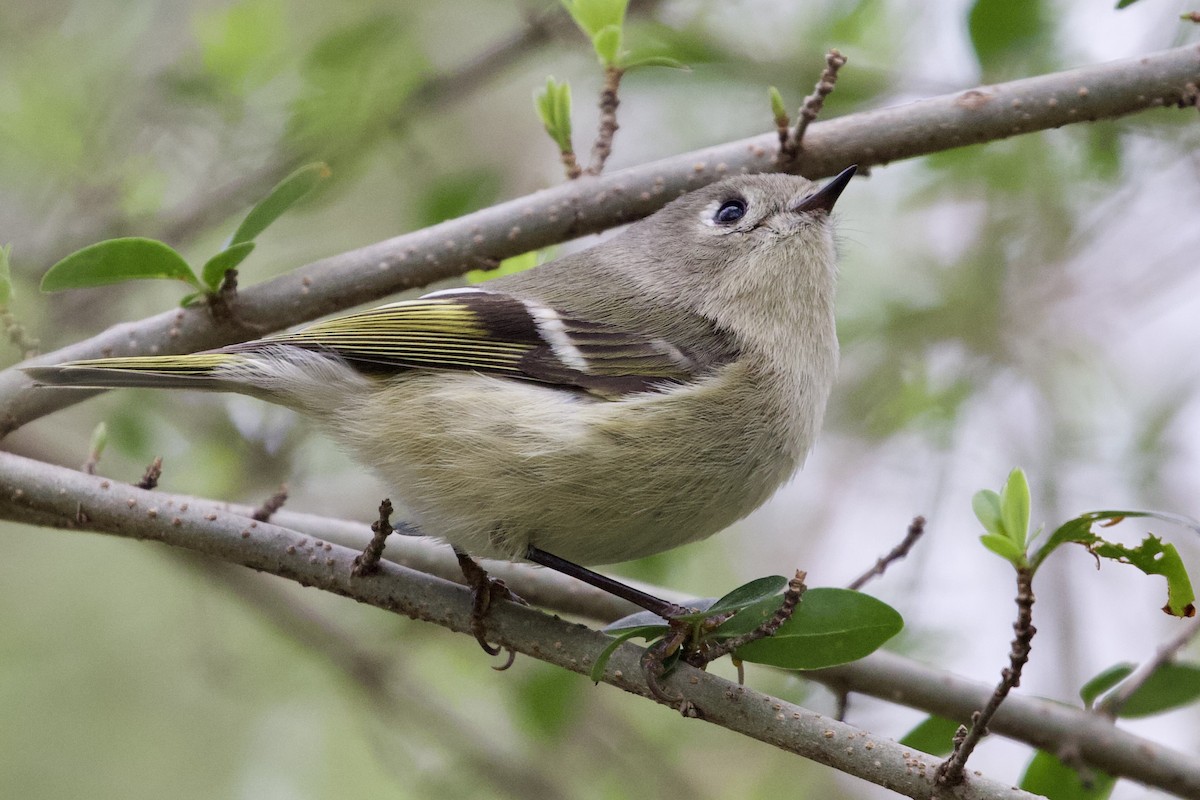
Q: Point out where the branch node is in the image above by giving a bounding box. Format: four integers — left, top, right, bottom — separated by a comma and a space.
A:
251, 484, 289, 522
352, 498, 394, 577
136, 457, 163, 490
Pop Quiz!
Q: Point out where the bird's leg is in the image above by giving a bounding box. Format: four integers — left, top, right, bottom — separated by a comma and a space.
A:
526, 546, 709, 706
454, 547, 526, 667
525, 546, 690, 619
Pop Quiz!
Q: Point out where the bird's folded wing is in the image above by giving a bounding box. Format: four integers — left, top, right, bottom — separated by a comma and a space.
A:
241, 288, 702, 398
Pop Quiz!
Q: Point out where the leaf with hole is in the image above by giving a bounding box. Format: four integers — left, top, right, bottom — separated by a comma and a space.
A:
715, 587, 903, 670
1034, 511, 1197, 616
41, 237, 199, 292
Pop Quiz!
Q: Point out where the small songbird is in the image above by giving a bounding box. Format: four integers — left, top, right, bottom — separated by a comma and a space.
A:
27, 166, 855, 644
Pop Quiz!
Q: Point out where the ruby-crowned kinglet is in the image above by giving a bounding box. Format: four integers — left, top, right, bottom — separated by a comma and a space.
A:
28, 166, 855, 620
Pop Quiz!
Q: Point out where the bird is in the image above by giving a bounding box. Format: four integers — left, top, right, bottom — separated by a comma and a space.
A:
26, 165, 855, 651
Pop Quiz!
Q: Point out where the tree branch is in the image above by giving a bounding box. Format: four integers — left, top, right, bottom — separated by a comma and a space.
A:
0, 449, 1038, 800
810, 652, 1200, 799
3, 450, 1199, 797
4, 45, 1198, 434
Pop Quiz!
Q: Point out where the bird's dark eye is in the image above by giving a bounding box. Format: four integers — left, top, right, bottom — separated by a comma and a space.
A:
713, 198, 747, 224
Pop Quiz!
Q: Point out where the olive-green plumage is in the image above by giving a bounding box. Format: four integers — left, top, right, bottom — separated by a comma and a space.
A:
27, 169, 853, 566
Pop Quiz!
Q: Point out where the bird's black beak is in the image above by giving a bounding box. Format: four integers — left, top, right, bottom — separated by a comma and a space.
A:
791, 165, 857, 214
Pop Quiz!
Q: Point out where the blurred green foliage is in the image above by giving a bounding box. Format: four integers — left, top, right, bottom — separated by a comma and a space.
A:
2, 1, 1199, 798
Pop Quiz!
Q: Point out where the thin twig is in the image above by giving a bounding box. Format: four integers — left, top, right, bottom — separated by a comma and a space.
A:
586, 66, 624, 175
136, 456, 163, 490
781, 49, 848, 162
698, 571, 808, 663
936, 567, 1036, 789
250, 484, 288, 522
847, 516, 926, 590
774, 106, 791, 154
1098, 615, 1200, 718
562, 149, 583, 180
352, 498, 393, 577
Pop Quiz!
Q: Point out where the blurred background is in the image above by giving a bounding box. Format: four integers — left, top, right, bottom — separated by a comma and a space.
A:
2, 0, 1199, 797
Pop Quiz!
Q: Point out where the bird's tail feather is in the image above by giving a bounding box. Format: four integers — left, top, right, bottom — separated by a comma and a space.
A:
24, 353, 247, 392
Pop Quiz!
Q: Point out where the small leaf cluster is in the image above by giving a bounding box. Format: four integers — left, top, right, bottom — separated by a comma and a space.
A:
591, 576, 902, 682
534, 78, 574, 154
40, 163, 330, 303
973, 467, 1032, 567
560, 0, 684, 70
972, 468, 1196, 618
955, 467, 1200, 797
768, 86, 789, 127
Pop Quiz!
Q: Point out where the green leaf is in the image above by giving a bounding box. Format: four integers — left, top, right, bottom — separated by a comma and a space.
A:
620, 55, 688, 71
230, 162, 330, 246
1116, 0, 1142, 7
1103, 662, 1200, 718
705, 576, 789, 616
591, 24, 622, 66
972, 489, 1004, 536
769, 86, 787, 123
717, 588, 903, 670
1020, 749, 1116, 800
1000, 467, 1031, 548
534, 77, 573, 153
967, 0, 1048, 74
1079, 663, 1134, 708
668, 576, 789, 624
590, 625, 667, 682
0, 243, 12, 306
41, 238, 199, 292
200, 241, 256, 291
980, 533, 1026, 565
560, 0, 628, 38
87, 422, 109, 460
1035, 511, 1197, 616
898, 715, 960, 756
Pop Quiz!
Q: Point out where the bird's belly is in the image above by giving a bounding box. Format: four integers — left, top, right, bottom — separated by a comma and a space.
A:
332, 369, 809, 565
